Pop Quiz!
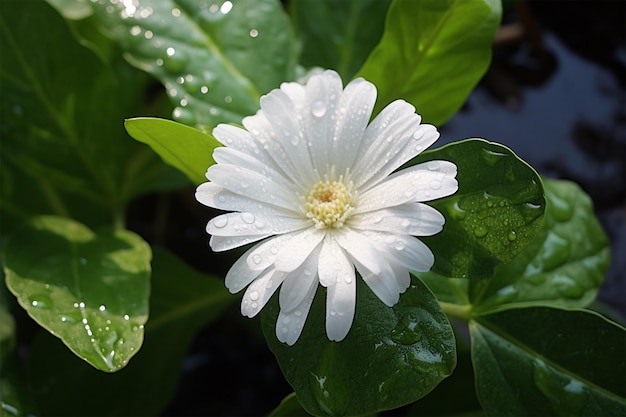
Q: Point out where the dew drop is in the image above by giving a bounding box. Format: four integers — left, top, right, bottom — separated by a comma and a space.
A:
99, 305, 106, 312
171, 7, 181, 17
344, 274, 353, 284
220, 0, 233, 13
166, 47, 175, 57
144, 30, 153, 40
130, 25, 141, 36
123, 314, 130, 321
200, 85, 209, 94
508, 230, 517, 241
429, 180, 441, 190
473, 225, 488, 238
241, 212, 255, 224
427, 161, 440, 171
311, 101, 327, 118
413, 129, 424, 140
249, 291, 260, 301
213, 216, 228, 228
394, 240, 406, 251
252, 254, 262, 264
249, 28, 258, 38
391, 313, 422, 345
155, 58, 164, 66
270, 246, 279, 255
240, 180, 249, 189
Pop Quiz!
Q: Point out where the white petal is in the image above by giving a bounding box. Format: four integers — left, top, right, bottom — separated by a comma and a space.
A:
327, 78, 377, 174
273, 229, 325, 272
356, 160, 458, 213
241, 268, 286, 318
212, 124, 281, 176
206, 164, 300, 211
303, 70, 344, 176
318, 233, 354, 288
242, 111, 301, 184
358, 123, 440, 191
279, 245, 320, 312
352, 100, 430, 188
334, 228, 386, 276
363, 231, 435, 272
349, 203, 445, 236
245, 233, 297, 271
260, 90, 316, 184
196, 182, 302, 219
209, 234, 269, 252
275, 278, 318, 345
325, 269, 356, 342
352, 256, 400, 307
211, 123, 252, 148
225, 242, 268, 293
207, 212, 309, 237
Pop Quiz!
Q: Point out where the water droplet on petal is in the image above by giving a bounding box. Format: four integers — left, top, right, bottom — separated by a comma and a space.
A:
252, 254, 262, 264
241, 212, 255, 224
427, 161, 440, 171
311, 101, 327, 118
213, 216, 228, 228
249, 291, 259, 301
240, 180, 249, 189
430, 180, 441, 190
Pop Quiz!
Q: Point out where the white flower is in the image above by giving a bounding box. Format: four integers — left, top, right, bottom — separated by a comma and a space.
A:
196, 70, 458, 345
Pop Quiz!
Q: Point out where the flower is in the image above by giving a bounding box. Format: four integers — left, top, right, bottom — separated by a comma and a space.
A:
196, 70, 458, 345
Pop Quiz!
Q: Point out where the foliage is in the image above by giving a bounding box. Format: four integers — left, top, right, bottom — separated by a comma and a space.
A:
1, 0, 623, 416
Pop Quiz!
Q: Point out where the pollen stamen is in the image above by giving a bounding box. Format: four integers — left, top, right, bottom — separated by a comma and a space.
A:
304, 180, 354, 228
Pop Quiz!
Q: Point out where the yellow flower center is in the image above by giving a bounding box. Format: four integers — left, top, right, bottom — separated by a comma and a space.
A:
304, 180, 354, 229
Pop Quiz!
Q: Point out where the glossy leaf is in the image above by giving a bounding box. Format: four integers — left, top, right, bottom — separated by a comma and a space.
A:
357, 0, 501, 125
469, 179, 610, 313
268, 393, 310, 417
290, 0, 391, 80
77, 0, 297, 129
1, 0, 186, 224
125, 117, 221, 185
26, 247, 232, 416
4, 216, 151, 372
471, 307, 626, 416
262, 277, 456, 416
415, 139, 545, 279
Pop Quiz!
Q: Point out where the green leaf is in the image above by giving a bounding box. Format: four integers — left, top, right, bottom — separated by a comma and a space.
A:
26, 247, 232, 416
470, 307, 626, 416
357, 0, 501, 125
469, 179, 610, 313
290, 0, 391, 80
3, 216, 151, 372
262, 277, 456, 416
268, 393, 311, 417
1, 0, 186, 222
125, 117, 221, 185
415, 139, 545, 279
79, 0, 297, 129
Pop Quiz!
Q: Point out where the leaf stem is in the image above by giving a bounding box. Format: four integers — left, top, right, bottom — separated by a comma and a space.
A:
439, 302, 472, 321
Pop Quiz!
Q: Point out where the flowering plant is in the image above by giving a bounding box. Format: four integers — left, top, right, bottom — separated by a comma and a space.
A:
1, 0, 623, 416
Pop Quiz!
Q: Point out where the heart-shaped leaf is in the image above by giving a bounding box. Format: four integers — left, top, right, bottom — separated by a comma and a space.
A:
469, 178, 610, 312
262, 277, 456, 416
415, 139, 545, 279
4, 216, 151, 372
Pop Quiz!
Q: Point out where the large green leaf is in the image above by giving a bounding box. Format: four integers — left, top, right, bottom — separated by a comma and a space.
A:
1, 0, 185, 226
415, 139, 545, 279
26, 247, 232, 416
68, 0, 297, 130
262, 277, 456, 416
3, 216, 151, 372
125, 117, 221, 185
470, 307, 626, 416
357, 0, 501, 125
469, 179, 610, 313
290, 0, 391, 80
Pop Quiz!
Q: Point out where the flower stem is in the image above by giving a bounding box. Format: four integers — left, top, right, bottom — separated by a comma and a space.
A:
439, 302, 472, 322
